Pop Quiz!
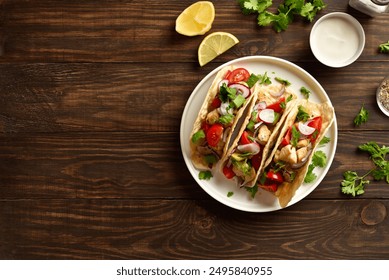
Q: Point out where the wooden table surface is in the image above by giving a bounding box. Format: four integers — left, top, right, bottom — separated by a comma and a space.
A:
1, 0, 389, 260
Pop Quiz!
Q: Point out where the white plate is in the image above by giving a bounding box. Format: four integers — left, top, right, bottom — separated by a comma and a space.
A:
180, 56, 338, 212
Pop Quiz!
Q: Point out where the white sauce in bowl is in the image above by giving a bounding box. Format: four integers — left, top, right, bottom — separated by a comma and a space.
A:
310, 13, 365, 68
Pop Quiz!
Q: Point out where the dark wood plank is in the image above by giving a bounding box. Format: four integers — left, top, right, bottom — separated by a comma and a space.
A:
0, 131, 388, 200
1, 199, 388, 259
0, 0, 388, 63
0, 62, 388, 134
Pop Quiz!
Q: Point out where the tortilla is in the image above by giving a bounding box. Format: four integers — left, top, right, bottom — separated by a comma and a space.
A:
189, 66, 257, 171
263, 99, 335, 207
219, 83, 297, 187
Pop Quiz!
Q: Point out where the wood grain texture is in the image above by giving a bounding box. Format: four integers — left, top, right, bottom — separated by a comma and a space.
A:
0, 1, 388, 63
1, 0, 389, 260
0, 199, 389, 259
0, 62, 389, 134
0, 131, 388, 200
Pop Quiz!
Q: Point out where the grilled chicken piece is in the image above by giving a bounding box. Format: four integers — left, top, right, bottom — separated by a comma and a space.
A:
297, 139, 310, 148
257, 125, 271, 145
277, 144, 297, 164
206, 109, 220, 125
232, 165, 256, 183
296, 146, 309, 162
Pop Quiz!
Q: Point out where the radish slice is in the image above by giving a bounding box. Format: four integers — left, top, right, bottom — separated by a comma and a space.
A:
229, 83, 251, 98
270, 85, 285, 97
219, 79, 229, 90
298, 122, 316, 136
237, 142, 260, 155
259, 109, 275, 124
254, 101, 267, 111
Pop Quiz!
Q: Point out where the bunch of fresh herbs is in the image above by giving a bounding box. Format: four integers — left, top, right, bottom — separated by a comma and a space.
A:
341, 142, 389, 196
237, 0, 326, 32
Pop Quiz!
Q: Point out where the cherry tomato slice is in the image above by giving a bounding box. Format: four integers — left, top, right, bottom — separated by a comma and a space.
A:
211, 96, 222, 109
308, 116, 322, 143
281, 126, 292, 146
224, 70, 231, 80
223, 165, 235, 179
206, 124, 224, 147
201, 121, 210, 133
266, 97, 285, 113
239, 131, 253, 145
266, 170, 284, 183
227, 68, 250, 84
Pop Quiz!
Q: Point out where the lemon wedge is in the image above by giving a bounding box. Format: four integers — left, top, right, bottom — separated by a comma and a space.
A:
175, 1, 215, 36
198, 32, 239, 66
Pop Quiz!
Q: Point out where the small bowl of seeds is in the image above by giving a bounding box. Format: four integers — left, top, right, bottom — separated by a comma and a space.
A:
377, 76, 389, 117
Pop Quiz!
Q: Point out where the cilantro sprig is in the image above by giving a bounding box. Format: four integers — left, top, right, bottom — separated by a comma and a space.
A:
238, 0, 326, 32
304, 150, 327, 183
341, 142, 389, 196
379, 41, 389, 53
354, 105, 369, 126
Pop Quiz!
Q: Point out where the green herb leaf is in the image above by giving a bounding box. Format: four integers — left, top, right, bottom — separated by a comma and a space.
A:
304, 163, 317, 183
312, 150, 327, 168
341, 170, 369, 197
219, 84, 237, 103
319, 136, 330, 146
300, 86, 311, 99
241, 0, 325, 32
358, 142, 389, 166
275, 76, 291, 86
227, 191, 234, 197
245, 184, 259, 198
354, 105, 369, 126
291, 125, 300, 147
199, 171, 213, 180
379, 41, 389, 53
296, 105, 310, 122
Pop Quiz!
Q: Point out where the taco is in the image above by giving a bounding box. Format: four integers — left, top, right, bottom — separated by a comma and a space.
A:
258, 99, 334, 207
190, 66, 257, 170
220, 83, 297, 187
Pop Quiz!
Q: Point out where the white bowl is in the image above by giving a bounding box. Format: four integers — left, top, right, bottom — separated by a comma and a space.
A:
310, 12, 365, 68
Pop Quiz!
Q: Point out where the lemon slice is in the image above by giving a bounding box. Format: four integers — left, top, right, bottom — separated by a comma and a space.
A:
198, 32, 239, 66
175, 1, 215, 36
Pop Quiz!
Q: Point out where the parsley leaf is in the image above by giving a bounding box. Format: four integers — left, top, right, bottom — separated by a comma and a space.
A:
199, 171, 212, 180
227, 191, 234, 197
238, 0, 272, 14
319, 136, 330, 146
219, 84, 237, 103
291, 125, 300, 147
341, 142, 389, 196
312, 150, 327, 168
354, 105, 369, 126
275, 77, 291, 86
241, 0, 326, 32
300, 86, 311, 99
246, 72, 272, 87
304, 164, 317, 183
341, 170, 370, 197
304, 151, 327, 183
358, 142, 389, 165
379, 41, 389, 53
296, 105, 310, 122
245, 184, 259, 198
